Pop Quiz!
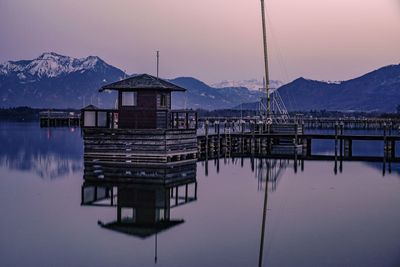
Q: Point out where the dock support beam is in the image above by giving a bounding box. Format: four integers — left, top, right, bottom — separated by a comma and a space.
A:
339, 122, 344, 159
306, 138, 312, 156
391, 140, 396, 159
344, 139, 352, 157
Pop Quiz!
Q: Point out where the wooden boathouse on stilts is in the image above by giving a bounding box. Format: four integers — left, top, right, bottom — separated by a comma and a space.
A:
81, 74, 198, 165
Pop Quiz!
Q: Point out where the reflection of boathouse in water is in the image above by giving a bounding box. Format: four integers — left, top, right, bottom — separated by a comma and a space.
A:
81, 74, 198, 164
82, 160, 197, 238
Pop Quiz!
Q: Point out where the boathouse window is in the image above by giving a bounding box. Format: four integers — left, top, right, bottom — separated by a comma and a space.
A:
84, 111, 96, 127
97, 112, 107, 127
122, 92, 137, 106
158, 93, 169, 108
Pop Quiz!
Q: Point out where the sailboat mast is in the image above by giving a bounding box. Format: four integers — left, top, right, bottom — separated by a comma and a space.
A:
260, 0, 271, 118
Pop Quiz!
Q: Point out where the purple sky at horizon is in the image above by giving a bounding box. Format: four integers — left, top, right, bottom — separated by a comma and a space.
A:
1, 0, 399, 84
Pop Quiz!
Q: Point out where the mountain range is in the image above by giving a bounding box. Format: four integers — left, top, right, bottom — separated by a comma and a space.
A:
240, 64, 400, 113
0, 52, 399, 112
0, 52, 263, 109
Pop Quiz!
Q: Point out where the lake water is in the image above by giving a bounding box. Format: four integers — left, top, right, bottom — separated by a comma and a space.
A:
1, 122, 400, 267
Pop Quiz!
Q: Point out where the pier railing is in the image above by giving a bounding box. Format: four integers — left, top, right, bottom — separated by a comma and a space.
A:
169, 109, 197, 130
39, 110, 80, 119
81, 108, 119, 128
81, 108, 197, 130
197, 117, 400, 131
39, 110, 80, 127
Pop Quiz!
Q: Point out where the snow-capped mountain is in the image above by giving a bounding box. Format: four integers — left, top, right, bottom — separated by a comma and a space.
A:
0, 52, 114, 79
212, 79, 284, 91
0, 52, 125, 108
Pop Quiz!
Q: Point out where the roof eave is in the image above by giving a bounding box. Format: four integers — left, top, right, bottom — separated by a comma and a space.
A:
98, 74, 187, 92
99, 86, 186, 92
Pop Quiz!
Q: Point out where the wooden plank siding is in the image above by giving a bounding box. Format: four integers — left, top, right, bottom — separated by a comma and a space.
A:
117, 90, 172, 129
119, 110, 157, 129
83, 128, 198, 164
83, 160, 197, 184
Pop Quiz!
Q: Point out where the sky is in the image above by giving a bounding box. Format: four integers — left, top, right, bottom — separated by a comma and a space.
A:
0, 0, 399, 84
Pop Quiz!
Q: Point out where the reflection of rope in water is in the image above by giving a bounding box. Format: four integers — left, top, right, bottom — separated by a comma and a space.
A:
255, 158, 289, 191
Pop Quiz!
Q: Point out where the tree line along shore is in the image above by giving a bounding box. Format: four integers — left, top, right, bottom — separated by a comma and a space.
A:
0, 106, 399, 122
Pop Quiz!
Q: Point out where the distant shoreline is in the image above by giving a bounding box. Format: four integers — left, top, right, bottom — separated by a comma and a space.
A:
0, 107, 79, 122
0, 106, 399, 122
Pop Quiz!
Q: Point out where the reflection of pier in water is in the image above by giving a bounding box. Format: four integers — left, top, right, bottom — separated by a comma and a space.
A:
199, 133, 398, 179
199, 148, 292, 192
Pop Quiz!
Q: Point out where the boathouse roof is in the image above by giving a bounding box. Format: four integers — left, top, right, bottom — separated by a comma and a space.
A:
100, 220, 184, 238
99, 74, 186, 92
82, 104, 98, 110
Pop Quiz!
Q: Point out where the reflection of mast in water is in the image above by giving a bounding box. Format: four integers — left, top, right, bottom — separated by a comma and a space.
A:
256, 157, 289, 267
258, 159, 270, 267
155, 231, 158, 263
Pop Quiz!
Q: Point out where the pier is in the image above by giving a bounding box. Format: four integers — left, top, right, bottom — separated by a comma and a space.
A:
39, 110, 80, 127
82, 110, 400, 164
196, 118, 399, 162
197, 132, 399, 162
196, 117, 400, 131
197, 121, 399, 161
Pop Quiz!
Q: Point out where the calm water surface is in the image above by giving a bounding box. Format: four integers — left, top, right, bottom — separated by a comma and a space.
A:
1, 122, 400, 267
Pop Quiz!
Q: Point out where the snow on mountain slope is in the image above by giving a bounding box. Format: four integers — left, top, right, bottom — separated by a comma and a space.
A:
0, 52, 107, 79
0, 52, 125, 108
211, 79, 284, 91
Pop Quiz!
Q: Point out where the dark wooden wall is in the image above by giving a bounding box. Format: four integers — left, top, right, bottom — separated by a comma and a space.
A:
118, 90, 171, 129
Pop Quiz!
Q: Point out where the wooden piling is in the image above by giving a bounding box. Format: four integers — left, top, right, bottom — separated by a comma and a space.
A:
335, 122, 338, 158
339, 122, 344, 159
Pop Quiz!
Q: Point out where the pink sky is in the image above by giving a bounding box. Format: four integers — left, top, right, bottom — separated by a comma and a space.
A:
1, 0, 399, 83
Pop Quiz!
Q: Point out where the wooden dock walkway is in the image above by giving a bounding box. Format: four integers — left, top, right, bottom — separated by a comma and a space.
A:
39, 110, 80, 127
197, 132, 400, 163
197, 117, 400, 130
195, 117, 400, 162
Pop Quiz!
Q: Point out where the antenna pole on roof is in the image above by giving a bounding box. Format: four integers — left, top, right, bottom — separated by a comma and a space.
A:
156, 51, 160, 78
